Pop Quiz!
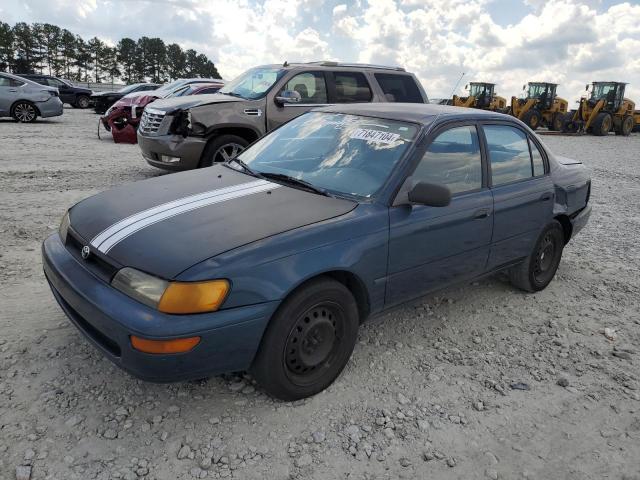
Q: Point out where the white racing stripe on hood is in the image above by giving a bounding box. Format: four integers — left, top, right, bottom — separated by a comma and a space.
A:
91, 179, 278, 254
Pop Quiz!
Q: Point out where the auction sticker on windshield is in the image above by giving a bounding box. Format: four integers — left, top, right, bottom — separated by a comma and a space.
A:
350, 128, 401, 144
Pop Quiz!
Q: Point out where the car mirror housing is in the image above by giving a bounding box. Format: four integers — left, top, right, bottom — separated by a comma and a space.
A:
275, 90, 302, 106
407, 182, 451, 207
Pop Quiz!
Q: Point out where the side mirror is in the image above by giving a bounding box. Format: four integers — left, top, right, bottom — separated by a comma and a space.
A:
585, 84, 589, 91
275, 90, 301, 106
407, 182, 451, 207
464, 84, 468, 90
522, 84, 526, 90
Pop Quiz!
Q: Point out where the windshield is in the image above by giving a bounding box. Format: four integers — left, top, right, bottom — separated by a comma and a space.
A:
236, 112, 418, 199
118, 83, 143, 94
219, 67, 285, 100
591, 83, 616, 100
469, 84, 489, 97
527, 84, 547, 98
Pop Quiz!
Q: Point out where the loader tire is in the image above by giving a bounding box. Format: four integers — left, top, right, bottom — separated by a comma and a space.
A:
549, 112, 564, 131
616, 115, 634, 136
561, 112, 579, 133
521, 110, 541, 130
591, 112, 612, 136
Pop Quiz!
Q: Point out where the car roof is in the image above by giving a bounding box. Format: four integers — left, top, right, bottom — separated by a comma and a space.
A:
255, 62, 411, 73
315, 102, 508, 125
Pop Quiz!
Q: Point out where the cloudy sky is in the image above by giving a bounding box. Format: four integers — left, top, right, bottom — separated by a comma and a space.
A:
2, 0, 639, 102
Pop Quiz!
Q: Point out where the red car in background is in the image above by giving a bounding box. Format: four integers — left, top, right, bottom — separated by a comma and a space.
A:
100, 79, 224, 143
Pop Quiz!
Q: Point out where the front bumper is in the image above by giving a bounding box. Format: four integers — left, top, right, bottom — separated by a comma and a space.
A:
138, 132, 207, 171
570, 205, 591, 238
38, 97, 64, 118
42, 233, 278, 382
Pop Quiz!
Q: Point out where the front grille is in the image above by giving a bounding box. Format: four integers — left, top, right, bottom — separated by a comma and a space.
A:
65, 228, 120, 283
139, 108, 165, 134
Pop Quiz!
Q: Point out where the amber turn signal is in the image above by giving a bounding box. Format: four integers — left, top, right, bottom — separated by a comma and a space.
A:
130, 335, 201, 354
158, 279, 230, 314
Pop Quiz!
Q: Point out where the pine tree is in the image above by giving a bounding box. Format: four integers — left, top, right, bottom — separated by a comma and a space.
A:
0, 22, 13, 71
116, 38, 137, 83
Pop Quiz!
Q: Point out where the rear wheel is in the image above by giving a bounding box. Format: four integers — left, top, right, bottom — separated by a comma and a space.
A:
75, 95, 90, 109
616, 115, 634, 136
509, 220, 564, 292
200, 134, 249, 168
591, 112, 612, 136
561, 112, 579, 133
521, 110, 541, 130
12, 101, 38, 122
549, 112, 563, 131
251, 278, 360, 400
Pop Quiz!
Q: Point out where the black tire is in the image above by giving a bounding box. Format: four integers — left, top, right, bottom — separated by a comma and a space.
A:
199, 134, 249, 168
521, 110, 541, 130
11, 101, 38, 123
591, 112, 612, 136
561, 112, 579, 133
616, 115, 634, 136
509, 220, 564, 293
549, 112, 564, 131
251, 277, 360, 400
75, 95, 90, 109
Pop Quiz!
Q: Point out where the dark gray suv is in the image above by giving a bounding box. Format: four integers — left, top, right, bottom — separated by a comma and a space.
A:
138, 62, 428, 171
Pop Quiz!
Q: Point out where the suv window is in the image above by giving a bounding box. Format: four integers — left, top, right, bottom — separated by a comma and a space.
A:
484, 125, 534, 185
284, 72, 327, 104
375, 73, 423, 103
333, 72, 372, 103
46, 78, 66, 88
413, 125, 482, 194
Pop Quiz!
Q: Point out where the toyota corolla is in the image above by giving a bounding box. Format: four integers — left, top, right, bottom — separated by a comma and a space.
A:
42, 104, 591, 400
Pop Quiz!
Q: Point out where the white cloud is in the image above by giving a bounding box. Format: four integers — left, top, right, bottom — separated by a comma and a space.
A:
2, 0, 640, 101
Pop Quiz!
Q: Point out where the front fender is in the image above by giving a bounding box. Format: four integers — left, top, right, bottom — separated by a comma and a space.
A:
177, 203, 390, 315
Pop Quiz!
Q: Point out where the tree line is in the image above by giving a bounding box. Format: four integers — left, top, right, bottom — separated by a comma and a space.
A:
0, 21, 221, 83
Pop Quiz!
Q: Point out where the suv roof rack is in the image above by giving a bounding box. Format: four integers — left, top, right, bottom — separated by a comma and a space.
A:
295, 61, 406, 72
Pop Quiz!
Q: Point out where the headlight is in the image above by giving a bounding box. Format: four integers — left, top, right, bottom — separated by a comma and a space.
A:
59, 211, 70, 243
111, 267, 230, 314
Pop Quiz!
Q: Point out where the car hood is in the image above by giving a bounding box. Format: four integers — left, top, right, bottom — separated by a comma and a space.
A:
112, 93, 159, 109
149, 93, 244, 113
92, 91, 119, 97
68, 166, 356, 279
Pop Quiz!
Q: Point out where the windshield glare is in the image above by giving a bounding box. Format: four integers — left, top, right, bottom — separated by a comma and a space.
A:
237, 112, 418, 199
528, 84, 547, 98
219, 67, 284, 100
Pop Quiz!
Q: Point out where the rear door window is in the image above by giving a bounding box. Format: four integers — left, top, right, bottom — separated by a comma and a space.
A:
484, 125, 534, 185
374, 73, 423, 103
283, 72, 328, 104
333, 72, 372, 103
413, 125, 483, 194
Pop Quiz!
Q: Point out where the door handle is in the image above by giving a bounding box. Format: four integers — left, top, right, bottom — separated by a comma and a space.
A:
473, 208, 491, 219
8, 89, 17, 92
539, 192, 553, 201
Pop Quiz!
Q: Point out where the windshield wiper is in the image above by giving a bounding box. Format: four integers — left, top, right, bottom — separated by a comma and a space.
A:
219, 91, 245, 99
227, 157, 261, 177
258, 172, 333, 197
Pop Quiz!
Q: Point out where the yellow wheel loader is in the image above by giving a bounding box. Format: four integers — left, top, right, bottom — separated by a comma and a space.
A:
562, 82, 638, 136
451, 82, 507, 112
510, 82, 568, 131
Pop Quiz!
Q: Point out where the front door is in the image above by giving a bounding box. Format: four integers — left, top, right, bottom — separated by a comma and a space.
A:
482, 123, 555, 269
0, 75, 19, 115
266, 71, 329, 131
386, 124, 494, 306
47, 78, 73, 104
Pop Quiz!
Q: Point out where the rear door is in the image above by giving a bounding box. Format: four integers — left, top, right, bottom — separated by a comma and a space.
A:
386, 123, 494, 305
266, 71, 329, 131
46, 78, 72, 103
481, 123, 555, 269
0, 75, 21, 115
328, 71, 373, 104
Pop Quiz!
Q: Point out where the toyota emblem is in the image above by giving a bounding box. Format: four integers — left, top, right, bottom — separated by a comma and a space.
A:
81, 245, 91, 259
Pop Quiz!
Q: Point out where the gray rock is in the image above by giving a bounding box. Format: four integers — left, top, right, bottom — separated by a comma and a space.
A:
417, 419, 429, 431
177, 445, 191, 460
103, 428, 118, 439
295, 453, 313, 467
397, 393, 411, 405
312, 431, 325, 443
447, 457, 456, 467
557, 377, 570, 387
399, 457, 412, 467
16, 466, 31, 480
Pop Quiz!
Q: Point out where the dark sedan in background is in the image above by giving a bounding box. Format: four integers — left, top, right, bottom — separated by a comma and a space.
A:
18, 74, 93, 108
91, 82, 159, 114
43, 104, 591, 400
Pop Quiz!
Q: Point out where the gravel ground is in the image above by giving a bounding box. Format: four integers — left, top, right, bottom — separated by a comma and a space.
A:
1, 108, 639, 480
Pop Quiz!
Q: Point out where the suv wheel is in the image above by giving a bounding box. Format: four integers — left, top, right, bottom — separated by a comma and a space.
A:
12, 102, 38, 123
200, 135, 249, 168
75, 95, 90, 109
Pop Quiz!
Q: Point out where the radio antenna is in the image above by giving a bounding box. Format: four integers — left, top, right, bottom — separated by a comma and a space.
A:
425, 71, 465, 135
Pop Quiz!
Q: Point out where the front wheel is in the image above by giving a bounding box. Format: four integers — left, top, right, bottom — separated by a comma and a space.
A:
251, 278, 360, 400
521, 110, 541, 130
616, 115, 634, 136
12, 101, 38, 122
549, 112, 564, 131
199, 134, 249, 168
591, 112, 612, 136
509, 220, 565, 292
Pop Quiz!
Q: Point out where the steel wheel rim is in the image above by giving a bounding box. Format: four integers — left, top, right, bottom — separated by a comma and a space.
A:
78, 97, 89, 108
602, 116, 611, 132
15, 103, 35, 122
533, 233, 556, 282
213, 143, 244, 163
283, 302, 344, 386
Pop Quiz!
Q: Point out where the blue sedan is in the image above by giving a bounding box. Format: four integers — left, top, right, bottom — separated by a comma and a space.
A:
42, 103, 591, 400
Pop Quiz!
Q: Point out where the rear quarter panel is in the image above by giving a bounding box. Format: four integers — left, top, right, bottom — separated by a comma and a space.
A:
550, 155, 591, 217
